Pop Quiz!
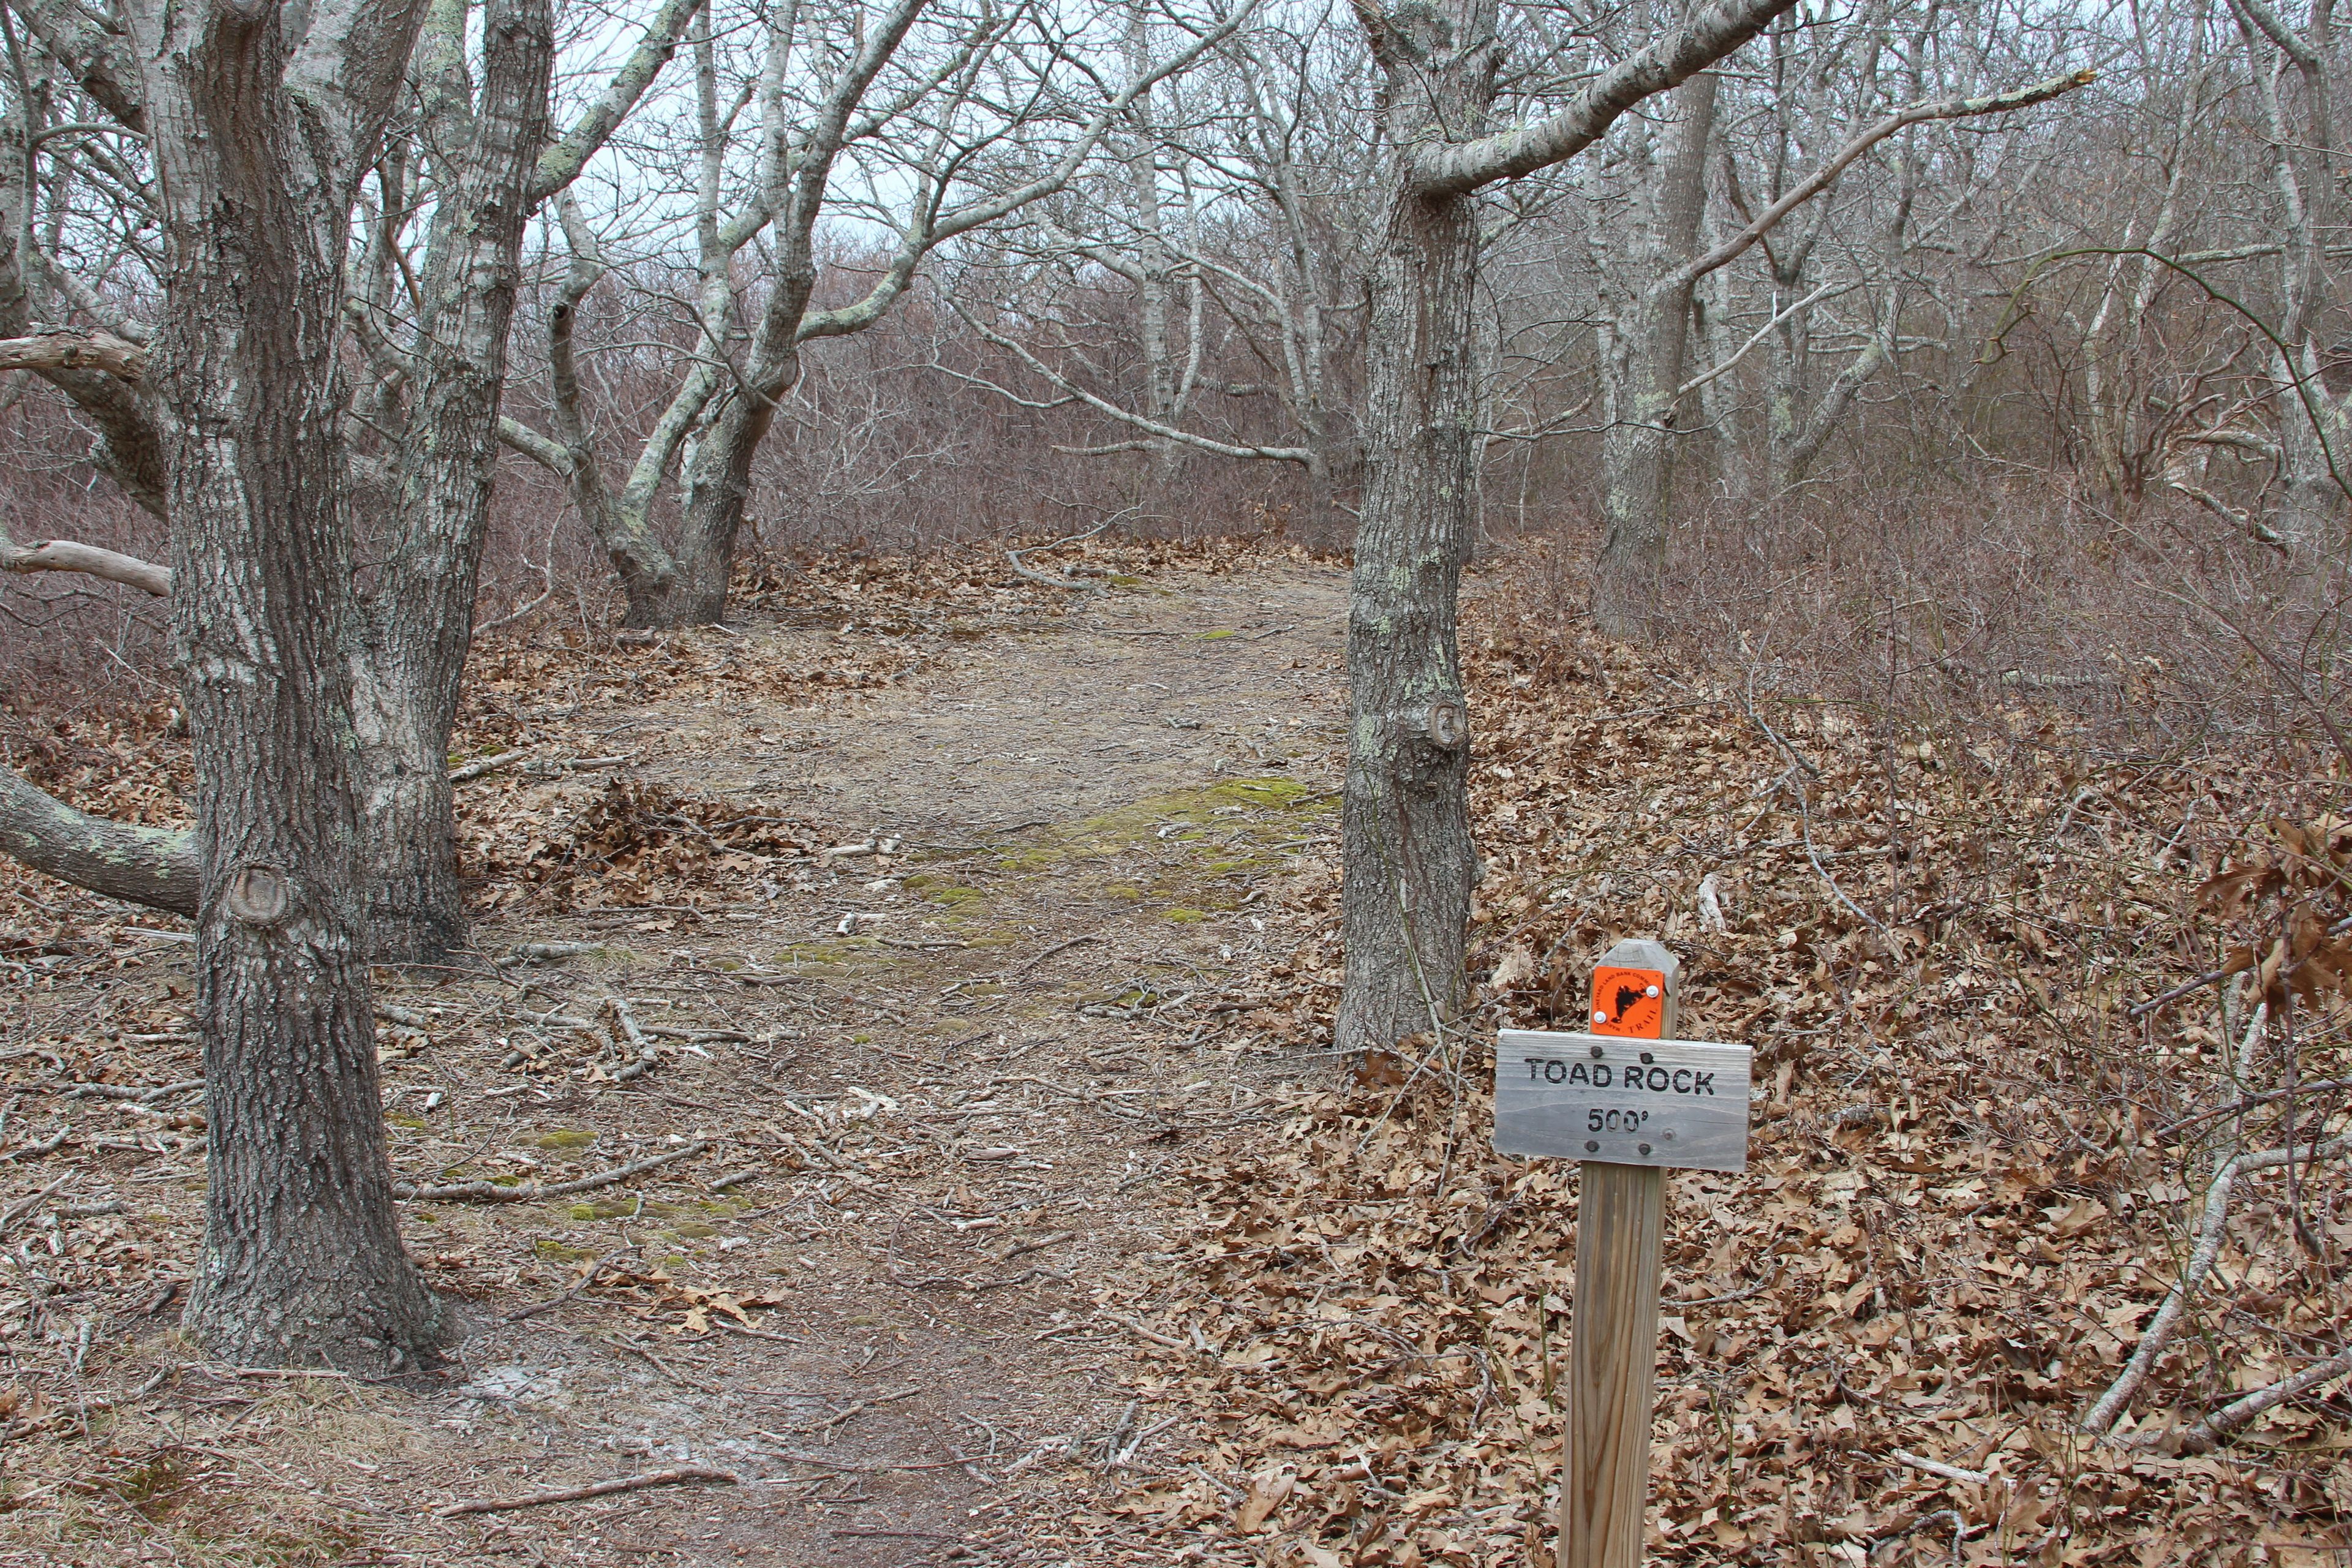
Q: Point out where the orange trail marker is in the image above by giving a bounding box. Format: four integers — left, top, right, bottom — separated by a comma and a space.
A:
1589, 965, 1668, 1037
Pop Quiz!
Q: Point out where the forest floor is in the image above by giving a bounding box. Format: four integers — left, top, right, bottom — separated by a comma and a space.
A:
2, 533, 2349, 1568
0, 537, 1365, 1568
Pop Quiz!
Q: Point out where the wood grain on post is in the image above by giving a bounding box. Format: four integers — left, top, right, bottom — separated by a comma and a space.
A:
1559, 1158, 1665, 1568
1561, 937, 1678, 1568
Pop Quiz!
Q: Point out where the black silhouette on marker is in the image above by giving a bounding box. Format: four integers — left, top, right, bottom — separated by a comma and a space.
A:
1612, 983, 1646, 1021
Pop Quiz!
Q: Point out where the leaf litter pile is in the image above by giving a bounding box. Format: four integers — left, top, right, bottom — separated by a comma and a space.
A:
1093, 554, 2351, 1566
0, 531, 2346, 1566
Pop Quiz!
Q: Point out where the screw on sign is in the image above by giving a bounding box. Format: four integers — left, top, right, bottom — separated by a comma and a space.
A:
1490, 938, 1753, 1568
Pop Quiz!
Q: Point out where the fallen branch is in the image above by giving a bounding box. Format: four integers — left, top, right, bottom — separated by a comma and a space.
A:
2082, 1113, 2347, 1433
1005, 547, 1099, 592
434, 1465, 739, 1518
450, 748, 534, 783
394, 1139, 707, 1203
0, 1125, 72, 1164
1005, 520, 1118, 591
2160, 1344, 2352, 1454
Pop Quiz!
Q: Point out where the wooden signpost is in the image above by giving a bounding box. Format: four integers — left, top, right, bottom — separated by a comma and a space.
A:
1492, 939, 1752, 1568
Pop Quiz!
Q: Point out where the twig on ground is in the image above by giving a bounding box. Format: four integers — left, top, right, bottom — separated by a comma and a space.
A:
1011, 934, 1101, 978
0, 1174, 70, 1234
716, 1316, 803, 1344
61, 1079, 202, 1104
434, 1466, 738, 1518
997, 1229, 1079, 1262
1890, 1449, 1990, 1486
503, 1246, 639, 1322
604, 1336, 722, 1393
755, 1446, 973, 1475
502, 941, 604, 966
1110, 1314, 1191, 1350
232, 1366, 352, 1380
394, 1140, 707, 1203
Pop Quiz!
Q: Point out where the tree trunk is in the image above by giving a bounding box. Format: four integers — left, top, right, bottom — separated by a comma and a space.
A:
1593, 70, 1717, 639
353, 0, 554, 964
650, 370, 792, 627
1336, 164, 1482, 1056
2274, 345, 2348, 547
130, 0, 446, 1373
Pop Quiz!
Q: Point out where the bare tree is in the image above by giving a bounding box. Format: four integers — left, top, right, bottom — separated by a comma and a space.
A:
942, 5, 1376, 537
122, 0, 446, 1371
1332, 0, 1808, 1055
514, 0, 1248, 627
1583, 12, 2093, 632
2228, 0, 2345, 548
339, 0, 698, 960
1589, 70, 1716, 634
0, 0, 700, 965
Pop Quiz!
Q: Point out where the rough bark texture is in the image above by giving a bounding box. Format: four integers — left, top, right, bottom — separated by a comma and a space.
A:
662, 379, 790, 626
2235, 0, 2345, 549
1593, 71, 1716, 639
1336, 1, 1493, 1057
351, 0, 554, 964
1335, 0, 1795, 1054
127, 0, 446, 1373
0, 765, 196, 915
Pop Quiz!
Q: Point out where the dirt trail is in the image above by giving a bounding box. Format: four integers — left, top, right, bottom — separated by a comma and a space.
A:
0, 559, 1350, 1568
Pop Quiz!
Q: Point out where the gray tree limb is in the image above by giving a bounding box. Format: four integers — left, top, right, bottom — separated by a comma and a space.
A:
0, 517, 171, 595
0, 764, 195, 916
528, 0, 707, 203
1406, 0, 1801, 197
1670, 70, 2097, 293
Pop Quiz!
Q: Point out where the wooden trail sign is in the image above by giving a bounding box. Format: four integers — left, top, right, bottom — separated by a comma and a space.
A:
1489, 938, 1753, 1568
